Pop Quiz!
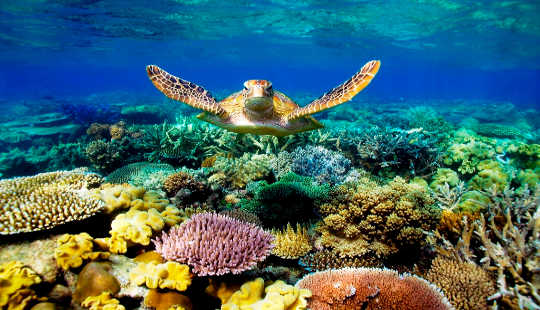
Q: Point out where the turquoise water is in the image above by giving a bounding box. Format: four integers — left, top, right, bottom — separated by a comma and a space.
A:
0, 1, 538, 309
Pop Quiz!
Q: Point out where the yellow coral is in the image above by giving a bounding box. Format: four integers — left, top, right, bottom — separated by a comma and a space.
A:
222, 278, 311, 310
130, 261, 192, 291
81, 292, 125, 310
205, 280, 242, 304
0, 261, 43, 309
91, 183, 170, 214
271, 223, 312, 259
55, 233, 110, 270
0, 170, 104, 235
144, 289, 192, 310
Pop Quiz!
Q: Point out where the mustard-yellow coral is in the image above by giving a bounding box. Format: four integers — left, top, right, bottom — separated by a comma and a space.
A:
55, 233, 109, 270
0, 261, 44, 310
91, 183, 170, 214
129, 261, 192, 291
0, 170, 104, 235
317, 176, 440, 259
81, 292, 125, 310
271, 223, 312, 259
221, 278, 311, 310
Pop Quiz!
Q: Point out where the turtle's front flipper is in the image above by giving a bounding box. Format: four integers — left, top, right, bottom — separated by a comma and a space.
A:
287, 60, 380, 121
146, 65, 226, 116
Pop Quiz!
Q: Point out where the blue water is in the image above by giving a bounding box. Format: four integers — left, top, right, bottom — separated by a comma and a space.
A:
1, 0, 539, 105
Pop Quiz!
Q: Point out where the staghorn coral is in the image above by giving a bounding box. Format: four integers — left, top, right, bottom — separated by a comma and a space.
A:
295, 267, 453, 310
0, 261, 43, 310
221, 278, 311, 310
153, 212, 274, 276
129, 261, 192, 291
271, 223, 312, 259
317, 176, 440, 260
73, 262, 120, 304
0, 169, 104, 235
299, 250, 381, 271
425, 255, 496, 310
210, 153, 274, 189
81, 292, 125, 310
55, 233, 109, 270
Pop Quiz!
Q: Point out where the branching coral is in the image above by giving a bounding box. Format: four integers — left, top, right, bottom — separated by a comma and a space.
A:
425, 255, 496, 310
271, 223, 312, 259
129, 261, 192, 291
0, 169, 104, 235
0, 261, 43, 310
295, 267, 453, 310
317, 176, 440, 260
55, 233, 109, 270
153, 213, 274, 276
221, 278, 311, 310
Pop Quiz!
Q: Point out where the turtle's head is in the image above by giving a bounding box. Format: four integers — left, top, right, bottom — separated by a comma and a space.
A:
243, 80, 274, 112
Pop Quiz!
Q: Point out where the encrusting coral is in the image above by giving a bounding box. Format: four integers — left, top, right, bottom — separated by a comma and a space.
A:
81, 292, 125, 310
295, 267, 453, 310
54, 233, 109, 270
0, 169, 104, 235
271, 223, 312, 259
153, 212, 274, 276
425, 255, 496, 310
129, 261, 192, 291
0, 261, 44, 310
221, 278, 311, 310
317, 176, 440, 260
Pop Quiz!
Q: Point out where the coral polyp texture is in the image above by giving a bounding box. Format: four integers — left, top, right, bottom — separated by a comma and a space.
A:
153, 212, 274, 276
0, 169, 104, 235
295, 267, 453, 310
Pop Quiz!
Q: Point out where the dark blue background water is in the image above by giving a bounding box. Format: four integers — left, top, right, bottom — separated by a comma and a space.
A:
1, 0, 539, 106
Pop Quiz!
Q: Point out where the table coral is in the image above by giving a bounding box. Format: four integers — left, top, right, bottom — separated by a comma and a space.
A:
271, 223, 312, 259
55, 233, 109, 270
0, 169, 104, 235
221, 278, 311, 310
81, 292, 125, 310
317, 176, 439, 260
153, 212, 274, 276
129, 261, 192, 291
425, 255, 496, 310
296, 267, 453, 310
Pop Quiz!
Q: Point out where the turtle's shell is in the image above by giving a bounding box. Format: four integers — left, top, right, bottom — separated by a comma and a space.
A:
197, 90, 323, 136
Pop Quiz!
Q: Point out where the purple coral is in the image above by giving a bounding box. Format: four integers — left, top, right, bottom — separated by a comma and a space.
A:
152, 212, 274, 276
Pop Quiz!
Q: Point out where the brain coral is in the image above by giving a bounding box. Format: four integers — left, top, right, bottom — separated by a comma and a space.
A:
0, 169, 104, 235
153, 212, 274, 276
296, 267, 453, 310
317, 176, 440, 259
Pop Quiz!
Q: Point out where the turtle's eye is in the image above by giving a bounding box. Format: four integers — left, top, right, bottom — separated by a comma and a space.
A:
267, 86, 273, 92
243, 86, 248, 91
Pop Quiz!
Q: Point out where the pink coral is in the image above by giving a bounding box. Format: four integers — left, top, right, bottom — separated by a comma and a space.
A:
152, 213, 274, 276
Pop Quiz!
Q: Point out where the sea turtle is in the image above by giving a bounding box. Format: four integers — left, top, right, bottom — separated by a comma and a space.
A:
146, 60, 380, 136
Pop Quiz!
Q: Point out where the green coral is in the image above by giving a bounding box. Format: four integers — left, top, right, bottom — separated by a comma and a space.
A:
443, 140, 495, 174
468, 160, 510, 192
210, 153, 274, 189
429, 168, 460, 189
239, 172, 330, 227
457, 190, 491, 213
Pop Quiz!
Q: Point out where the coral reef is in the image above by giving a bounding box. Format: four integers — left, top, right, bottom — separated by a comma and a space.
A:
470, 122, 524, 139
425, 255, 496, 310
81, 292, 125, 310
0, 169, 104, 235
299, 250, 381, 271
91, 183, 171, 214
210, 153, 274, 189
54, 233, 109, 270
317, 176, 440, 260
296, 267, 453, 310
163, 171, 210, 207
73, 262, 120, 304
468, 160, 510, 191
271, 223, 312, 259
239, 172, 330, 227
0, 261, 44, 310
219, 208, 262, 226
144, 289, 192, 310
105, 162, 175, 185
153, 213, 274, 276
129, 261, 192, 291
221, 278, 311, 310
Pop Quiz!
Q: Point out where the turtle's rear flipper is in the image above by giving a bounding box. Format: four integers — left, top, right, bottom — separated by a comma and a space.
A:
287, 60, 380, 121
146, 65, 226, 116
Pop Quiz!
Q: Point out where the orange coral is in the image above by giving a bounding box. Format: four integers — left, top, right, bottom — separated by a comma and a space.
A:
296, 267, 453, 310
163, 171, 207, 198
